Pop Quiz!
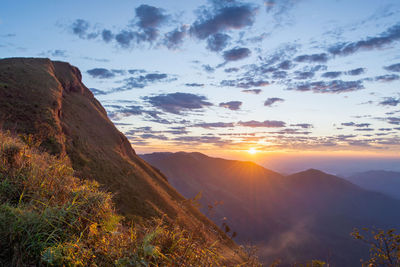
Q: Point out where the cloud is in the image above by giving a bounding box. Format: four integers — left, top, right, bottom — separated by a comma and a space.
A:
242, 89, 262, 94
135, 4, 168, 29
291, 123, 313, 129
101, 29, 113, 42
346, 68, 365, 76
328, 23, 400, 56
289, 80, 364, 93
202, 64, 215, 73
294, 53, 329, 63
185, 83, 204, 87
322, 71, 342, 79
225, 67, 239, 73
387, 117, 400, 125
113, 73, 170, 91
223, 47, 251, 61
190, 4, 258, 39
173, 136, 227, 146
206, 33, 231, 52
164, 25, 188, 49
71, 19, 92, 39
384, 63, 400, 72
219, 101, 242, 110
294, 71, 314, 80
87, 68, 116, 79
375, 74, 400, 82
144, 92, 213, 114
264, 97, 284, 107
379, 97, 400, 106
341, 122, 371, 127
192, 122, 235, 128
238, 120, 286, 127
221, 78, 269, 88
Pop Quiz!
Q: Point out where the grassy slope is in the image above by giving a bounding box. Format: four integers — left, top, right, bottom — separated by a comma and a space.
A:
0, 58, 245, 264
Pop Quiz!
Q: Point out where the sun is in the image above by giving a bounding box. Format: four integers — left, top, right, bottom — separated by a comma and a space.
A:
247, 148, 257, 154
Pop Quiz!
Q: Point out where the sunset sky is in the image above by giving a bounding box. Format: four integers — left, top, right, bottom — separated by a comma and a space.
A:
1, 0, 400, 171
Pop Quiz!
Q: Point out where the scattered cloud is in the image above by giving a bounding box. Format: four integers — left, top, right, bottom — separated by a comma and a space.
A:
294, 53, 329, 63
384, 63, 400, 72
192, 122, 235, 128
242, 89, 262, 94
163, 25, 188, 49
328, 23, 400, 56
207, 33, 231, 52
144, 92, 213, 114
190, 4, 258, 40
238, 120, 286, 128
341, 122, 371, 127
223, 47, 251, 61
185, 83, 204, 87
291, 123, 313, 129
322, 71, 342, 79
375, 74, 400, 82
87, 68, 116, 79
264, 97, 284, 107
379, 97, 400, 106
346, 68, 365, 76
289, 80, 364, 93
219, 101, 242, 110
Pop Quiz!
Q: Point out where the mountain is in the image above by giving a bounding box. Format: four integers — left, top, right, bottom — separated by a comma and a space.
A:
345, 170, 400, 199
0, 58, 243, 263
142, 152, 400, 266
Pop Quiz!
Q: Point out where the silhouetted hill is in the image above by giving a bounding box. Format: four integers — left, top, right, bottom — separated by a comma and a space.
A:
345, 170, 400, 199
142, 152, 400, 266
0, 58, 243, 263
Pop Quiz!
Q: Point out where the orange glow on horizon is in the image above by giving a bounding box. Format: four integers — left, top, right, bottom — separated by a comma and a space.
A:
247, 148, 257, 154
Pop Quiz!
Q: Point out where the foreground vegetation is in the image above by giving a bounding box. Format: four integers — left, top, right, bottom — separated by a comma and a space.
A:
0, 131, 257, 266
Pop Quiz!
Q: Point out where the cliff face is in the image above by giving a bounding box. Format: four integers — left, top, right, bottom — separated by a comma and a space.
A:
0, 58, 241, 261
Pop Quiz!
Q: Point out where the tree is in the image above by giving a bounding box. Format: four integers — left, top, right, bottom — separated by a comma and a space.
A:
351, 228, 400, 266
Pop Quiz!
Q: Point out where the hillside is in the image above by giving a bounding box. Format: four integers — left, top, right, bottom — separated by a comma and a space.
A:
142, 152, 400, 266
345, 170, 400, 199
0, 58, 244, 264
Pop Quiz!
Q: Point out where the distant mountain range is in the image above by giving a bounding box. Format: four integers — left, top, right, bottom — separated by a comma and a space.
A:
344, 170, 400, 199
142, 152, 400, 266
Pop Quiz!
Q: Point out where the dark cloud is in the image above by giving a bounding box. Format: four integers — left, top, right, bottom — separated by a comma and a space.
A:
384, 63, 400, 72
87, 68, 115, 79
242, 89, 262, 94
223, 47, 251, 61
71, 19, 91, 39
264, 97, 284, 107
107, 104, 164, 121
203, 64, 215, 73
190, 4, 258, 39
322, 71, 342, 79
144, 92, 213, 114
277, 60, 293, 70
140, 134, 168, 140
238, 120, 286, 127
164, 26, 188, 49
272, 71, 287, 79
294, 53, 329, 63
207, 33, 231, 51
185, 83, 204, 87
387, 117, 400, 125
375, 74, 400, 82
379, 97, 400, 106
341, 122, 371, 127
346, 68, 365, 76
294, 71, 314, 80
224, 67, 239, 73
328, 23, 400, 56
173, 136, 226, 146
221, 78, 269, 88
291, 123, 313, 129
135, 4, 168, 29
289, 80, 364, 93
192, 122, 235, 128
219, 101, 242, 110
101, 29, 114, 43
114, 73, 170, 91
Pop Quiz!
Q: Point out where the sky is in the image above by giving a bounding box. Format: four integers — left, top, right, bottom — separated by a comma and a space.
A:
1, 0, 400, 173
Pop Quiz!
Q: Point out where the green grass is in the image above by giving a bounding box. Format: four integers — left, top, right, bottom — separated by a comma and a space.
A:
0, 131, 259, 266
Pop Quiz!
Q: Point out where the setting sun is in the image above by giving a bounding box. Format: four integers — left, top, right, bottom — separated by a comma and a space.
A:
248, 148, 257, 154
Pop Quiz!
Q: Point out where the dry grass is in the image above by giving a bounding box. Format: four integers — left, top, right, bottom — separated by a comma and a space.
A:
0, 131, 260, 266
